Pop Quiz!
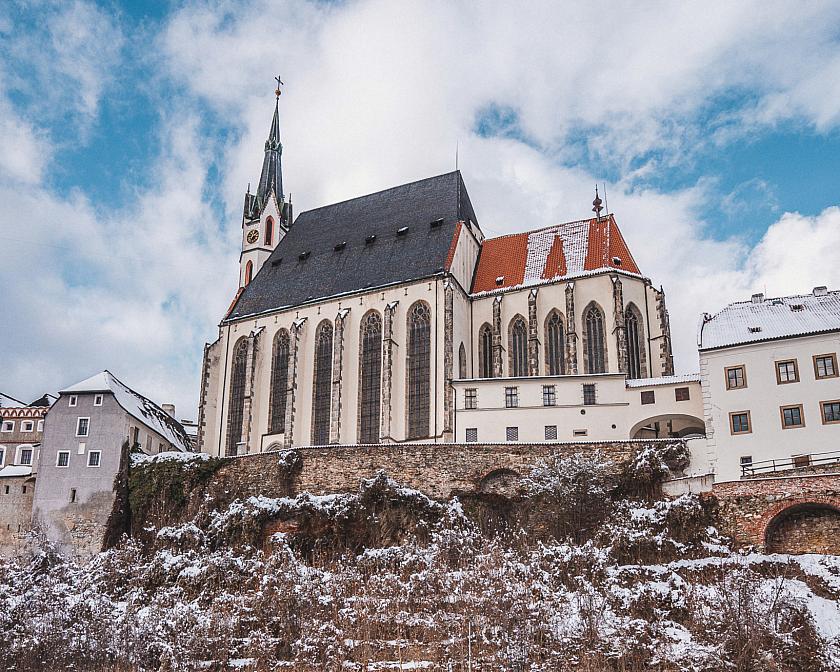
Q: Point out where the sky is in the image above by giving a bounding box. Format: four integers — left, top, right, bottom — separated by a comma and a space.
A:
3, 0, 840, 419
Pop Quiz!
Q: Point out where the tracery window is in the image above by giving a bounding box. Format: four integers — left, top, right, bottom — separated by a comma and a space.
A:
265, 217, 274, 246
312, 321, 333, 445
545, 311, 565, 375
359, 312, 382, 444
625, 304, 646, 379
458, 343, 467, 379
478, 323, 493, 378
268, 329, 290, 434
583, 303, 606, 374
509, 316, 528, 377
225, 338, 248, 456
407, 302, 431, 440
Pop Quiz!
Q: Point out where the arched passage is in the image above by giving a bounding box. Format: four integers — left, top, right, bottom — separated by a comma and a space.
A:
763, 500, 840, 554
629, 413, 705, 439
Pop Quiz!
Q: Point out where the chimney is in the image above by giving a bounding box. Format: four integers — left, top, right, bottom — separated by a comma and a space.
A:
813, 286, 828, 296
162, 403, 176, 417
751, 293, 764, 303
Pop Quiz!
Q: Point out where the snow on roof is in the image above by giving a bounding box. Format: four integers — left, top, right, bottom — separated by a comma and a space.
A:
60, 371, 192, 452
625, 374, 701, 388
0, 465, 32, 478
699, 288, 840, 351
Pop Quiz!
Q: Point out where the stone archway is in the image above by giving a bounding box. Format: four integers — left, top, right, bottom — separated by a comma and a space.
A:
762, 498, 840, 554
478, 468, 522, 498
629, 413, 705, 439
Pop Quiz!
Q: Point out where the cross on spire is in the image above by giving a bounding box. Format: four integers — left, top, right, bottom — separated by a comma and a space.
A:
274, 75, 284, 98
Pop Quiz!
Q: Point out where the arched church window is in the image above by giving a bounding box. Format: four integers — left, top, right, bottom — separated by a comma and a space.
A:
268, 329, 290, 434
458, 343, 467, 379
626, 304, 646, 379
407, 301, 431, 440
479, 323, 493, 378
225, 338, 248, 456
244, 260, 253, 286
545, 310, 565, 375
583, 303, 607, 374
359, 311, 382, 444
509, 316, 528, 377
265, 217, 274, 246
311, 321, 333, 445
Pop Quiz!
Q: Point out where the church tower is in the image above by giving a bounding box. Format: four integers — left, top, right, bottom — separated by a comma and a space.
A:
239, 82, 293, 288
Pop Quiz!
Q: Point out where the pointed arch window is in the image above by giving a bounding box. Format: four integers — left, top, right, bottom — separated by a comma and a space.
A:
479, 324, 493, 378
225, 338, 248, 456
268, 329, 290, 434
625, 304, 647, 379
509, 316, 528, 377
265, 217, 274, 246
546, 311, 565, 375
407, 302, 431, 440
583, 303, 607, 374
359, 312, 382, 444
458, 343, 467, 379
244, 260, 253, 286
311, 321, 333, 445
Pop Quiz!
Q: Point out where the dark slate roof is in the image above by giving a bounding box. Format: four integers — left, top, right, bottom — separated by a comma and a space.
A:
227, 171, 478, 320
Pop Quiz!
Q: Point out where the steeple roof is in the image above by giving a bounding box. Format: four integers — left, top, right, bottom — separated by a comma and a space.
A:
256, 98, 283, 207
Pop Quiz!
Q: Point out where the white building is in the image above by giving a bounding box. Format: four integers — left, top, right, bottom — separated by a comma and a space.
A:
698, 287, 840, 481
198, 93, 704, 456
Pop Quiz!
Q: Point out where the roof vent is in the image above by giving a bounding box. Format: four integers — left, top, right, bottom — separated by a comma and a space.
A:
430, 218, 444, 228
814, 286, 828, 296
751, 293, 764, 303
365, 234, 376, 245
334, 242, 346, 251
271, 257, 282, 267
612, 256, 622, 266
298, 251, 310, 261
790, 303, 804, 312
397, 226, 409, 236
748, 326, 762, 333
495, 275, 505, 286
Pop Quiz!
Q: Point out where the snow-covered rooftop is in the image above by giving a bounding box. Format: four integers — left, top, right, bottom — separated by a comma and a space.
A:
699, 287, 840, 351
625, 374, 701, 388
61, 371, 192, 452
0, 465, 32, 478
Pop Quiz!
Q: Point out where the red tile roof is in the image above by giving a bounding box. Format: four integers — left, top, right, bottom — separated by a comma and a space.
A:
471, 214, 640, 294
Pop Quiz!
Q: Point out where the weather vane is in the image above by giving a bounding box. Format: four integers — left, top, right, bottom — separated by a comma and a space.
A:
274, 75, 284, 98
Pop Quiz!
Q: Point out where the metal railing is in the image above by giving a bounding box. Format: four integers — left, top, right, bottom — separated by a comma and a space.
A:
741, 449, 840, 477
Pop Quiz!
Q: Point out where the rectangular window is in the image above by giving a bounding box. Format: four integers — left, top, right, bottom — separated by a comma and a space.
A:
21, 421, 33, 432
814, 354, 838, 379
464, 388, 477, 410
640, 390, 656, 405
76, 417, 90, 437
780, 404, 805, 429
792, 454, 811, 469
582, 384, 596, 406
505, 387, 519, 408
573, 429, 588, 437
730, 411, 751, 435
0, 448, 4, 465
544, 425, 558, 440
22, 485, 26, 494
94, 394, 103, 406
158, 443, 165, 454
821, 400, 840, 424
740, 455, 753, 469
19, 449, 32, 466
465, 427, 478, 443
506, 426, 519, 441
70, 489, 76, 503
88, 451, 101, 467
775, 359, 799, 384
3, 486, 8, 494
1, 421, 13, 432
542, 385, 556, 407
725, 365, 747, 390
36, 420, 43, 432
56, 451, 70, 468
69, 395, 77, 407
675, 387, 690, 402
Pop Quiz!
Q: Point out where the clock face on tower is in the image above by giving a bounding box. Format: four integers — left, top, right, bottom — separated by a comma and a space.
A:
246, 229, 259, 244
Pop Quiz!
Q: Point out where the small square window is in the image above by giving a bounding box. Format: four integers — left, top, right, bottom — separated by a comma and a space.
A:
814, 354, 838, 379
730, 411, 751, 434
582, 384, 596, 406
792, 454, 811, 469
740, 455, 753, 468
93, 394, 103, 406
542, 385, 556, 407
76, 417, 90, 437
640, 390, 655, 405
69, 396, 77, 407
19, 449, 32, 466
725, 366, 747, 390
506, 426, 519, 441
21, 421, 34, 432
775, 359, 799, 384
464, 388, 477, 410
88, 451, 101, 467
1, 421, 14, 432
465, 428, 478, 443
780, 405, 805, 429
675, 387, 690, 402
821, 400, 840, 424
573, 429, 588, 437
56, 451, 70, 468
544, 425, 558, 440
505, 387, 519, 408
